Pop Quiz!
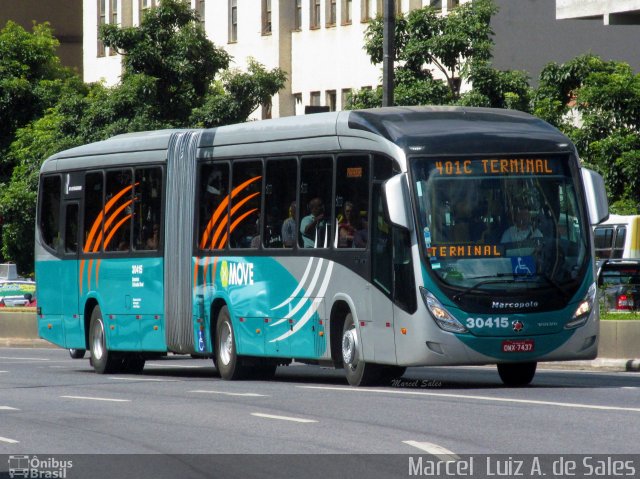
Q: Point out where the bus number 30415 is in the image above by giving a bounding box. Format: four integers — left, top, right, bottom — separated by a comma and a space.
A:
466, 317, 509, 328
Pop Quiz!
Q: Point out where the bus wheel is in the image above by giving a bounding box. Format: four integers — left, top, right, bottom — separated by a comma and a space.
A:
497, 362, 537, 387
89, 306, 120, 374
215, 306, 247, 380
69, 349, 86, 359
342, 313, 381, 386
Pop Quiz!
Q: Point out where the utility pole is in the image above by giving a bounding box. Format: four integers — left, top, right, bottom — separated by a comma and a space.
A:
382, 0, 395, 107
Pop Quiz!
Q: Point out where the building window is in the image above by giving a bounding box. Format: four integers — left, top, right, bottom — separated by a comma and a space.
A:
196, 0, 205, 23
430, 0, 442, 11
294, 0, 302, 30
310, 0, 321, 29
310, 91, 321, 106
229, 0, 238, 42
342, 0, 352, 24
261, 101, 272, 119
362, 0, 378, 22
341, 88, 352, 110
326, 90, 337, 111
98, 0, 106, 57
262, 0, 272, 34
109, 0, 118, 56
326, 0, 337, 26
140, 0, 156, 18
447, 0, 459, 9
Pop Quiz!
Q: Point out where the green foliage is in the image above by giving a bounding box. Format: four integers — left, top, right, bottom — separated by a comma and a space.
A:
357, 0, 526, 110
191, 59, 287, 127
533, 54, 640, 213
0, 21, 78, 174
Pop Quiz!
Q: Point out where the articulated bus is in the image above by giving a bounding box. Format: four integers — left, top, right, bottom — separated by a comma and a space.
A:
593, 214, 640, 259
36, 106, 608, 386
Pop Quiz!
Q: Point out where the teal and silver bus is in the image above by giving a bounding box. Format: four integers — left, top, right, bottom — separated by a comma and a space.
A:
36, 107, 609, 386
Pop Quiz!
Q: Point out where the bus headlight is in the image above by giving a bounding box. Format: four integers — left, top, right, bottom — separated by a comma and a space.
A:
566, 282, 596, 329
421, 287, 468, 333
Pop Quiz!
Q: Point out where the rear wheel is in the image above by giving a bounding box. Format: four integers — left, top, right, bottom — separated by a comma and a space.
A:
497, 362, 537, 387
89, 306, 121, 374
342, 313, 382, 386
215, 306, 248, 380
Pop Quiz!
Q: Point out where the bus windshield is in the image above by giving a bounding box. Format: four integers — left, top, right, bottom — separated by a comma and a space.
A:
411, 156, 589, 292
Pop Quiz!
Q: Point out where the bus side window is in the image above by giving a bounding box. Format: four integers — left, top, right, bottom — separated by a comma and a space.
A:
299, 157, 333, 249
133, 167, 163, 251
198, 163, 229, 251
264, 158, 297, 248
335, 155, 369, 249
83, 171, 104, 253
39, 175, 62, 252
230, 160, 263, 249
104, 169, 133, 252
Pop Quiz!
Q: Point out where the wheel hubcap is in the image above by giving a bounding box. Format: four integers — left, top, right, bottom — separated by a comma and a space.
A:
91, 318, 105, 361
219, 322, 233, 366
342, 327, 358, 367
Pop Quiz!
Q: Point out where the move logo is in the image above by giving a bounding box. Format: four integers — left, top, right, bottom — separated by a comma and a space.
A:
220, 260, 255, 288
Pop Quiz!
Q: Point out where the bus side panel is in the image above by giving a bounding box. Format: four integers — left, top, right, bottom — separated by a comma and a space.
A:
198, 256, 329, 360
61, 258, 83, 349
81, 257, 165, 352
35, 258, 66, 348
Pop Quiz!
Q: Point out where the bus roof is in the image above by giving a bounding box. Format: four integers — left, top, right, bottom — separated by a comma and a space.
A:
41, 106, 574, 173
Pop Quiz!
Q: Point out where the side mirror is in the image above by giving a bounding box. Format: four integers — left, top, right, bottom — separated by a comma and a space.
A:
382, 173, 412, 231
581, 168, 609, 225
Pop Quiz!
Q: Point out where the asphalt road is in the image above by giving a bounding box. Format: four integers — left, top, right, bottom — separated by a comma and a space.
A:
1, 347, 639, 478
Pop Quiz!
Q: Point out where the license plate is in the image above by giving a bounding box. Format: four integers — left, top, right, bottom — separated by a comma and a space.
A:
502, 339, 534, 353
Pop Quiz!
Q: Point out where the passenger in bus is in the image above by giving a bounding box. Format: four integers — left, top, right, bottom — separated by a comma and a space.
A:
500, 206, 542, 243
146, 224, 160, 249
301, 197, 327, 248
281, 202, 297, 248
338, 201, 367, 248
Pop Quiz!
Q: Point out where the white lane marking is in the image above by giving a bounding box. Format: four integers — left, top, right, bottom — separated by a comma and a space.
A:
0, 370, 7, 373
402, 441, 459, 461
622, 387, 638, 390
251, 412, 318, 423
0, 406, 20, 411
109, 377, 179, 382
0, 356, 50, 361
60, 395, 130, 403
298, 385, 640, 413
144, 363, 209, 369
0, 436, 19, 444
190, 390, 268, 397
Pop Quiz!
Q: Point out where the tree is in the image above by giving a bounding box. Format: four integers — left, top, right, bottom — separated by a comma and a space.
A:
0, 20, 79, 183
533, 55, 640, 213
351, 0, 530, 110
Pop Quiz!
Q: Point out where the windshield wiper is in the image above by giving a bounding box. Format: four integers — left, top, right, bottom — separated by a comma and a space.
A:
453, 275, 518, 301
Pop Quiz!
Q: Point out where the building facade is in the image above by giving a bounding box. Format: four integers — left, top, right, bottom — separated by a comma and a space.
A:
556, 0, 640, 25
83, 0, 465, 118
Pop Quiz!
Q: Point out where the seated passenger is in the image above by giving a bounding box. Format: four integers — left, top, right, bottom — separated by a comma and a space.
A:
501, 207, 542, 243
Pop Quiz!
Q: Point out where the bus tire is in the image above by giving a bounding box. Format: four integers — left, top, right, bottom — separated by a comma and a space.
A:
497, 362, 537, 387
215, 306, 248, 380
89, 306, 121, 374
69, 348, 86, 359
342, 313, 381, 386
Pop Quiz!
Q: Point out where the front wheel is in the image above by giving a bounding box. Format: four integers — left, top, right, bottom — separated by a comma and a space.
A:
215, 306, 248, 380
342, 313, 382, 386
89, 306, 121, 374
497, 362, 537, 387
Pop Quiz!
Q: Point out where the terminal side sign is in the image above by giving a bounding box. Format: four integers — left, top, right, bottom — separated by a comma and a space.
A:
434, 158, 560, 176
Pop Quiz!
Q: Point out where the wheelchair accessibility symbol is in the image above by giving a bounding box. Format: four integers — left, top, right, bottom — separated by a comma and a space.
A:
512, 256, 535, 276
